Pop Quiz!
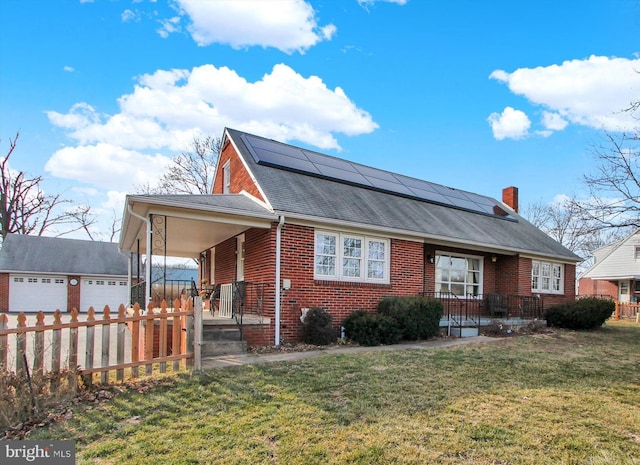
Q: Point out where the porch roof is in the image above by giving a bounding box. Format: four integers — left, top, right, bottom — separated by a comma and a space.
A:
119, 194, 277, 258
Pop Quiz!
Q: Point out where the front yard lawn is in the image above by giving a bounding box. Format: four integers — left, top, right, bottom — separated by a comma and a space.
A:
29, 321, 640, 464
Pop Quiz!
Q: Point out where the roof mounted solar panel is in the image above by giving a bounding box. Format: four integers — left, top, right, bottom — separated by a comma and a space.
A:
240, 133, 516, 221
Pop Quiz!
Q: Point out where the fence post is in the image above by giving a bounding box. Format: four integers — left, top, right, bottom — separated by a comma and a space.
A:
145, 302, 155, 376
33, 311, 45, 377
172, 299, 181, 371
69, 308, 79, 372
191, 296, 201, 370
0, 313, 8, 372
116, 305, 126, 382
84, 307, 96, 387
51, 310, 62, 392
16, 313, 27, 376
101, 306, 111, 384
614, 301, 620, 320
131, 303, 140, 378
159, 302, 168, 374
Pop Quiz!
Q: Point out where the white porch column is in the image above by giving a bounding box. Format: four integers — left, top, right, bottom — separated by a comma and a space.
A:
274, 215, 285, 346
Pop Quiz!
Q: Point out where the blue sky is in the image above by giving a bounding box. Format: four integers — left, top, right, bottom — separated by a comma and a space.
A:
1, 0, 639, 240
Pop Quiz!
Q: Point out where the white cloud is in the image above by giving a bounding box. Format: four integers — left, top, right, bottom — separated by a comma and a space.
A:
359, 0, 408, 6
541, 111, 568, 131
490, 55, 640, 135
169, 0, 335, 53
44, 143, 171, 192
121, 9, 139, 23
157, 16, 181, 39
63, 66, 75, 73
487, 107, 531, 140
45, 63, 377, 191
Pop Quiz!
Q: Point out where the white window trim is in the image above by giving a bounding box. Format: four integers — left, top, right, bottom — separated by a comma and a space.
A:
314, 230, 390, 284
531, 260, 564, 295
222, 161, 231, 194
435, 251, 484, 297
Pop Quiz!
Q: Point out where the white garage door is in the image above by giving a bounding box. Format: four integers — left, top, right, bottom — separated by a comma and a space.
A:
80, 277, 129, 313
9, 275, 68, 312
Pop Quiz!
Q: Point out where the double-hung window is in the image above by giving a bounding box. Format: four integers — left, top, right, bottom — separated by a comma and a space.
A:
435, 253, 482, 297
531, 260, 563, 294
314, 231, 389, 283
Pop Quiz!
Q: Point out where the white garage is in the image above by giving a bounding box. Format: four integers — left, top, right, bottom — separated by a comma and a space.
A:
8, 274, 68, 313
0, 234, 129, 313
80, 277, 129, 313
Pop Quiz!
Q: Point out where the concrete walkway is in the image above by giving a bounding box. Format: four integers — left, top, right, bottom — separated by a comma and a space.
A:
201, 335, 503, 369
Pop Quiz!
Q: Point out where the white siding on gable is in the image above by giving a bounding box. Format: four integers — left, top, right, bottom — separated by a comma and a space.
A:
583, 231, 640, 279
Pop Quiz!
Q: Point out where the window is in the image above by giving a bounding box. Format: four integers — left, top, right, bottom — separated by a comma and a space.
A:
531, 260, 564, 294
28, 277, 37, 283
119, 281, 127, 286
96, 280, 105, 285
108, 281, 116, 286
435, 253, 482, 297
635, 246, 640, 259
314, 231, 389, 283
55, 279, 65, 284
223, 161, 231, 194
620, 281, 629, 295
13, 277, 24, 283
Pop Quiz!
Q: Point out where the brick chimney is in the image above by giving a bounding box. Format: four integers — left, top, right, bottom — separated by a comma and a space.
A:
502, 186, 519, 213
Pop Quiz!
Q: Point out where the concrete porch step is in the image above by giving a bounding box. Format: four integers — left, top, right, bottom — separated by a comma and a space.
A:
203, 326, 242, 341
201, 340, 248, 357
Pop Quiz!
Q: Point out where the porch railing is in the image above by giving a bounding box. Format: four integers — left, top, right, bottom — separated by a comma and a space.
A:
615, 301, 640, 320
421, 292, 545, 321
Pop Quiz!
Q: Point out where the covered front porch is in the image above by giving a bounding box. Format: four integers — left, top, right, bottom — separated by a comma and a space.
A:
119, 195, 279, 351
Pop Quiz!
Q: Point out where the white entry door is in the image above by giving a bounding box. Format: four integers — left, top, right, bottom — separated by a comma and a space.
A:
618, 280, 630, 303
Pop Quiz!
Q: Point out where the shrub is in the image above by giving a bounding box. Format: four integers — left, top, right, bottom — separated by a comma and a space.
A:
377, 296, 443, 340
342, 310, 401, 346
301, 307, 335, 345
544, 298, 615, 330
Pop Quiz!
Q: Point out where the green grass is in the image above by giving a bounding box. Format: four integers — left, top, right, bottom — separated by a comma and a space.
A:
30, 321, 640, 464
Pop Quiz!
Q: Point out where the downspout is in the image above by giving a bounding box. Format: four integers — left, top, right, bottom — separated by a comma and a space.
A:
127, 204, 152, 310
274, 215, 285, 346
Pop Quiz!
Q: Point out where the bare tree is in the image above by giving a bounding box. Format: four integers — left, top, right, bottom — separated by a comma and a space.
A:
151, 136, 222, 195
565, 101, 640, 232
0, 132, 96, 241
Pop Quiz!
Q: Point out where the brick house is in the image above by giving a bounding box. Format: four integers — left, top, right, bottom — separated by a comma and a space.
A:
119, 128, 580, 346
0, 234, 129, 313
578, 229, 640, 302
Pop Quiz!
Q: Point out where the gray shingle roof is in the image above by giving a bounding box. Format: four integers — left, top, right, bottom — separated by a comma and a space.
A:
0, 234, 128, 275
227, 128, 580, 261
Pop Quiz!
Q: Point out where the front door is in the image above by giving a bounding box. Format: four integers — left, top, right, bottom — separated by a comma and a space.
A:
618, 280, 630, 303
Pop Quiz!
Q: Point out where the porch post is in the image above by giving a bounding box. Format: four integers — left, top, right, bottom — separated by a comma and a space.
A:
274, 216, 285, 346
145, 214, 152, 309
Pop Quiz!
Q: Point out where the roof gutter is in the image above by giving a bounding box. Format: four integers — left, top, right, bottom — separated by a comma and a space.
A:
127, 203, 152, 310
274, 215, 285, 346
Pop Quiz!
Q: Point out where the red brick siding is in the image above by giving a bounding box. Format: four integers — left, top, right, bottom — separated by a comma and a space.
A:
577, 277, 617, 298
67, 276, 81, 313
0, 273, 9, 312
212, 140, 264, 201
214, 223, 577, 346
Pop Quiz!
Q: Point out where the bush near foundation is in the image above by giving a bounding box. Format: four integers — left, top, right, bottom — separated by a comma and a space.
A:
301, 307, 335, 345
342, 310, 401, 346
377, 296, 443, 340
544, 297, 615, 330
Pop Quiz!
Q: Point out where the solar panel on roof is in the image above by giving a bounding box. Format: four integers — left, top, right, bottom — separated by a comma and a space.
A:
240, 133, 516, 221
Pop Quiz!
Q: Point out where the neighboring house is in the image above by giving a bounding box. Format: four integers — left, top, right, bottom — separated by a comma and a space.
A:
0, 234, 129, 313
578, 229, 640, 302
119, 128, 581, 345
